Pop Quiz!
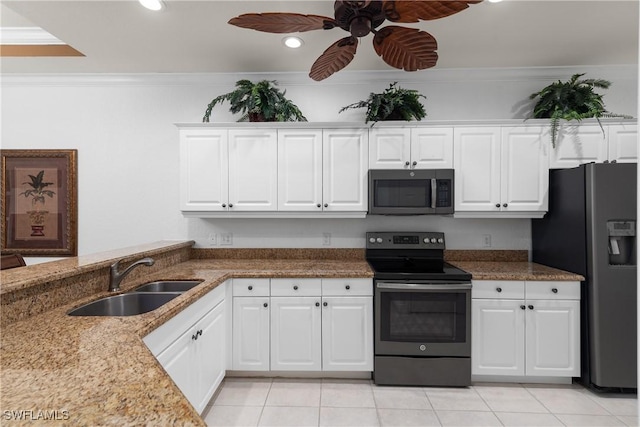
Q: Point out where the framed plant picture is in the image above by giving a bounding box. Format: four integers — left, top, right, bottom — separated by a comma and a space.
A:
1, 149, 78, 256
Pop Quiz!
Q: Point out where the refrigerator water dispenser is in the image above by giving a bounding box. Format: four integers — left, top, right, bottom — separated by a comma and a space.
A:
607, 220, 636, 265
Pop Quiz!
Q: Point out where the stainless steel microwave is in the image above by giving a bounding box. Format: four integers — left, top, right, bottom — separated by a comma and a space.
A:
368, 169, 454, 215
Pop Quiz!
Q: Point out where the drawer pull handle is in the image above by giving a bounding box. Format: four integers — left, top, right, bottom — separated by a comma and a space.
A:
222, 203, 227, 208
248, 285, 253, 291
229, 203, 234, 208
263, 303, 268, 308
293, 285, 299, 290
496, 287, 502, 293
528, 305, 534, 310
552, 288, 558, 293
345, 285, 350, 290
323, 302, 328, 307
317, 204, 321, 208
495, 203, 501, 208
503, 203, 508, 208
520, 305, 526, 310
315, 302, 320, 307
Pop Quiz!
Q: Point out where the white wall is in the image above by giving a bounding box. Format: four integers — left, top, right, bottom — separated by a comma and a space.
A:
2, 65, 637, 261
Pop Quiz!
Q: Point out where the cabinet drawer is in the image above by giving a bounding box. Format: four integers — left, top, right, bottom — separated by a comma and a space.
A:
322, 278, 372, 296
472, 280, 524, 299
233, 278, 270, 297
526, 281, 581, 300
271, 278, 322, 296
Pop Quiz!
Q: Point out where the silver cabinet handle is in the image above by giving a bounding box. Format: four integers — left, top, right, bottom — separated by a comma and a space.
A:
377, 282, 471, 291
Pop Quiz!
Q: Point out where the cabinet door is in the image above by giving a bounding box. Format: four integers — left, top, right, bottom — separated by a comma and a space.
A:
550, 124, 608, 168
472, 299, 525, 376
321, 297, 373, 371
411, 127, 454, 169
270, 296, 322, 371
368, 128, 411, 169
454, 127, 501, 212
608, 124, 638, 163
525, 299, 580, 377
228, 129, 277, 211
232, 297, 270, 371
278, 129, 323, 211
179, 129, 228, 211
500, 126, 549, 212
194, 301, 226, 413
156, 326, 197, 407
322, 129, 368, 212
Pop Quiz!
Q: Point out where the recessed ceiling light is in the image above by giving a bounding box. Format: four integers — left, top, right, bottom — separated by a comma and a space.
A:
487, 0, 503, 3
139, 0, 164, 11
283, 36, 304, 49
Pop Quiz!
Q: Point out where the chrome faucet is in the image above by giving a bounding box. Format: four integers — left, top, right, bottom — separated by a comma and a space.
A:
109, 257, 155, 292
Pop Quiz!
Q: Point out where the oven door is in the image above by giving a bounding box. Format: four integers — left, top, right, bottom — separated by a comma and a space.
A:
375, 281, 471, 357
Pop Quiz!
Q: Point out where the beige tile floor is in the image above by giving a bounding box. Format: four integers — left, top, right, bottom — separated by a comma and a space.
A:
202, 378, 638, 427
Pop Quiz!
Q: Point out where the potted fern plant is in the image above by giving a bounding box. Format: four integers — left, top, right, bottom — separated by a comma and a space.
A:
529, 73, 631, 147
339, 82, 426, 123
203, 80, 307, 123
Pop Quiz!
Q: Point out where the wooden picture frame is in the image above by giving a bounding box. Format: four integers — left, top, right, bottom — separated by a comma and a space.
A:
1, 149, 78, 256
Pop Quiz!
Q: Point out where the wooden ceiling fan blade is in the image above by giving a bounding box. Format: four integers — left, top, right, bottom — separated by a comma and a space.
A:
383, 0, 482, 23
373, 26, 438, 71
309, 37, 358, 81
228, 13, 337, 33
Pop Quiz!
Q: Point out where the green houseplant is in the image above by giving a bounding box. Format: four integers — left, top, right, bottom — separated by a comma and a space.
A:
339, 82, 426, 123
203, 80, 307, 123
529, 73, 631, 147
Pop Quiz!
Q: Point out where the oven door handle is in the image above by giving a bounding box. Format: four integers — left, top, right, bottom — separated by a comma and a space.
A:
376, 282, 472, 291
431, 178, 437, 209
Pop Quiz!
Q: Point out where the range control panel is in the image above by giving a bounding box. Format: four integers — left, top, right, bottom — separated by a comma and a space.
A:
366, 232, 445, 250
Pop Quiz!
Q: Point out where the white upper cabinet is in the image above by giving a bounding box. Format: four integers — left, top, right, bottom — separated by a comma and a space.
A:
228, 129, 278, 211
608, 123, 638, 163
277, 129, 323, 211
369, 127, 453, 169
500, 126, 549, 213
454, 127, 502, 213
549, 122, 637, 168
322, 129, 368, 212
179, 129, 228, 212
550, 124, 609, 168
454, 126, 549, 218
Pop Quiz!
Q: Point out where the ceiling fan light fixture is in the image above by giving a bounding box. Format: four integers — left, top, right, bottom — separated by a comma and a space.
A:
283, 36, 304, 49
139, 0, 164, 11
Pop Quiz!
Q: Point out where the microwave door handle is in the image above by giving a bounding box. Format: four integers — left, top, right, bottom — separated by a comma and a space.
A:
431, 178, 437, 209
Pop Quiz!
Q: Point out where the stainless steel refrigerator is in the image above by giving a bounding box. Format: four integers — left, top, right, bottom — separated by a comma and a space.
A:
532, 162, 637, 391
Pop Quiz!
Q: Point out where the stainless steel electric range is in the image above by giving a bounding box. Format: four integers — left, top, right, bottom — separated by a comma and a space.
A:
366, 232, 472, 387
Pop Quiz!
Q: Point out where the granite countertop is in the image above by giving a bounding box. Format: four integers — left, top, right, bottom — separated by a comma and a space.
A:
0, 258, 373, 426
1, 254, 582, 425
451, 261, 584, 281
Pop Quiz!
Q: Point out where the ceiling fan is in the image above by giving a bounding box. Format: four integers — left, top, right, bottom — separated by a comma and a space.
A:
229, 1, 482, 81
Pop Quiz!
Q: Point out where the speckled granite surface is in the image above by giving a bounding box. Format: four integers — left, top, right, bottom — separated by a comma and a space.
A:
0, 245, 581, 425
451, 261, 584, 281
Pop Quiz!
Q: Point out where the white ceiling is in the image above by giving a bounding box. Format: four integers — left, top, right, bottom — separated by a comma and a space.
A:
1, 0, 638, 75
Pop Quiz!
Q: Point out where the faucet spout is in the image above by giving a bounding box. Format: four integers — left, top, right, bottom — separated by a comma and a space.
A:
109, 257, 155, 292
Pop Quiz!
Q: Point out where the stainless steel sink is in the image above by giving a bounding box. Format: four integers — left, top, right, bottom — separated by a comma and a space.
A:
133, 280, 203, 293
68, 292, 181, 316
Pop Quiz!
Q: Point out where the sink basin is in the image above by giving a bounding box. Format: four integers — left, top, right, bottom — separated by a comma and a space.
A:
133, 280, 203, 293
68, 292, 181, 316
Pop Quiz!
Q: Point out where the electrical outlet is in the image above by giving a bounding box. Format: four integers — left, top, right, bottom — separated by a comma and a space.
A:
220, 233, 233, 246
482, 234, 492, 248
207, 233, 217, 247
322, 233, 331, 246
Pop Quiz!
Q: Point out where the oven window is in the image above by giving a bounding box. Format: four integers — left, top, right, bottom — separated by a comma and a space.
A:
374, 180, 430, 207
379, 292, 467, 343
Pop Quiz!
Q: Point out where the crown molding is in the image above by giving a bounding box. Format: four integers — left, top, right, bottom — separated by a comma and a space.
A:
1, 65, 637, 87
0, 27, 64, 45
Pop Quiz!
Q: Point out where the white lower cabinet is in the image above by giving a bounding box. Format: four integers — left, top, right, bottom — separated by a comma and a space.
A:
472, 280, 580, 379
271, 296, 322, 371
231, 277, 373, 372
144, 283, 227, 414
321, 296, 373, 371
